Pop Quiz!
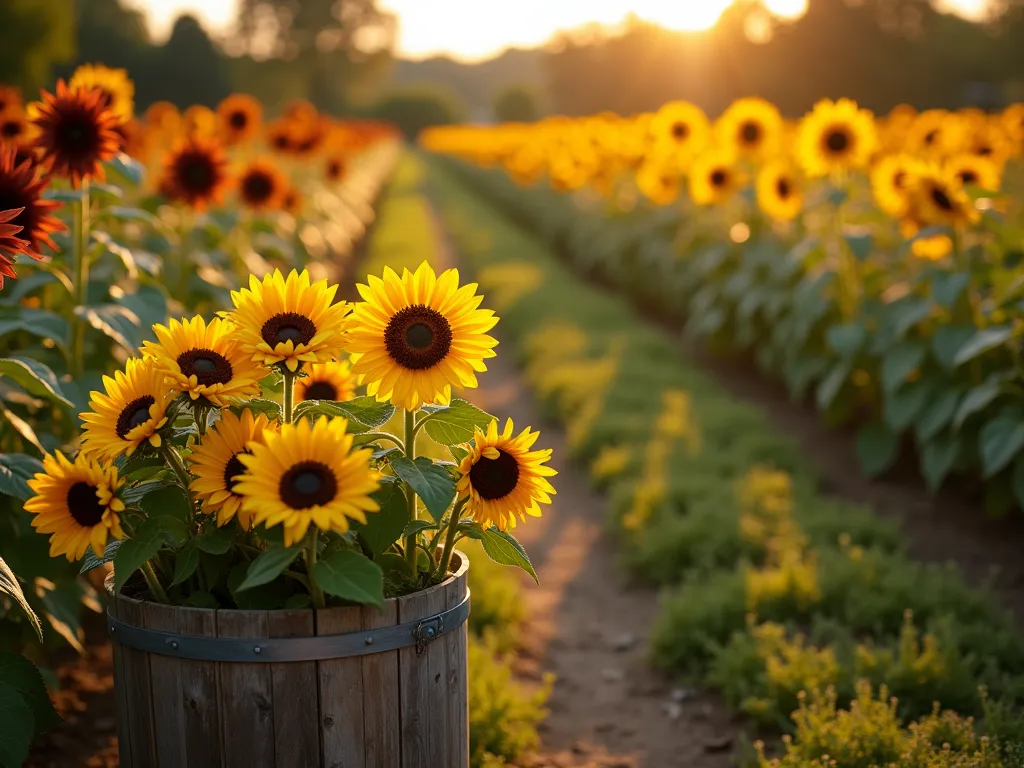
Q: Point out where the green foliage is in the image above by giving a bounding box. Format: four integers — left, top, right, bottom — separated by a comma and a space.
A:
493, 85, 541, 123
367, 87, 467, 139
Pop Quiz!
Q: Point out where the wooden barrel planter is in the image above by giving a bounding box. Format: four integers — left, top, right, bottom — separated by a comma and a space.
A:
105, 552, 470, 768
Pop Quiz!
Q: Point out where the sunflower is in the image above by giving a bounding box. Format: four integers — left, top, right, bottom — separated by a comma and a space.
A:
229, 269, 349, 373
945, 153, 1001, 193
649, 101, 710, 160
237, 159, 287, 210
908, 165, 978, 228
281, 185, 302, 216
870, 154, 923, 219
796, 98, 876, 178
296, 360, 358, 403
159, 135, 230, 210
901, 220, 953, 261
233, 416, 381, 547
189, 409, 277, 528
717, 97, 782, 160
347, 262, 499, 411
69, 64, 134, 124
25, 451, 125, 561
182, 105, 218, 139
217, 93, 262, 146
689, 150, 742, 206
143, 315, 266, 407
0, 85, 22, 118
0, 113, 27, 145
266, 119, 295, 153
635, 160, 681, 206
456, 419, 556, 532
906, 109, 964, 159
325, 154, 347, 182
0, 207, 28, 287
0, 147, 65, 257
80, 357, 173, 460
756, 161, 803, 221
30, 80, 121, 186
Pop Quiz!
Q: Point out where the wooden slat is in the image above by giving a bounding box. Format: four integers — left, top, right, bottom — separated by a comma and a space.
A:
177, 607, 221, 767
360, 601, 399, 768
444, 553, 470, 768
317, 606, 365, 768
268, 610, 319, 768
117, 596, 158, 767
217, 610, 275, 768
397, 580, 448, 768
143, 602, 187, 768
106, 582, 133, 767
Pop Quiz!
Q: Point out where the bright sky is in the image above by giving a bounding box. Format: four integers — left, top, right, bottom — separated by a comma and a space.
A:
131, 0, 994, 61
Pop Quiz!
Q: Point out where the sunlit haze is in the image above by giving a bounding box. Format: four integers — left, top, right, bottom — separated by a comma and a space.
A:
133, 0, 995, 59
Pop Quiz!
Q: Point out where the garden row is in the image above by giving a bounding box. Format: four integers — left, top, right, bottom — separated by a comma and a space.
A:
426, 152, 1024, 766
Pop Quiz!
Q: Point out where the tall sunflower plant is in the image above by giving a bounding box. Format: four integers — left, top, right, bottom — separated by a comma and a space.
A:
24, 263, 555, 611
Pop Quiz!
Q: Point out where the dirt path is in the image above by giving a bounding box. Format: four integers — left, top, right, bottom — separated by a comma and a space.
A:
428, 210, 739, 768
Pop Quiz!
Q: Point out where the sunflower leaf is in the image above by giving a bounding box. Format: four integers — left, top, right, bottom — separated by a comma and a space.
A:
0, 653, 61, 735
389, 456, 456, 523
230, 398, 282, 421
170, 541, 200, 587
480, 528, 538, 584
0, 454, 43, 500
0, 556, 42, 642
313, 550, 385, 609
112, 534, 164, 595
0, 358, 72, 408
79, 540, 122, 575
236, 546, 301, 592
418, 399, 495, 447
195, 526, 235, 555
0, 681, 36, 768
355, 478, 409, 557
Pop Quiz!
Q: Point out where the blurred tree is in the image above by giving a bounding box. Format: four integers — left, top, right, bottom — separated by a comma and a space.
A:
0, 0, 75, 91
146, 16, 230, 109
493, 85, 541, 122
365, 87, 466, 138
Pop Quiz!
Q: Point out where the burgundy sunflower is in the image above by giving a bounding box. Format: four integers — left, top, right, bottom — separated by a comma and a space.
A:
0, 207, 29, 287
30, 81, 121, 187
0, 147, 65, 257
160, 136, 230, 210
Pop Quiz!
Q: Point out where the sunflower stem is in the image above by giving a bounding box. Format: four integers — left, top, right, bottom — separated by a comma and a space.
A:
361, 431, 405, 452
162, 445, 198, 524
403, 408, 418, 575
282, 372, 296, 424
142, 560, 170, 604
436, 498, 467, 580
304, 530, 326, 610
70, 183, 90, 378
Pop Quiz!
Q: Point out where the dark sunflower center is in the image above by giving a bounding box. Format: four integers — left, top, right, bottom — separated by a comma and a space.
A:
115, 395, 155, 438
977, 145, 993, 157
273, 135, 289, 150
894, 170, 907, 189
1, 121, 21, 139
959, 170, 978, 185
710, 169, 728, 188
241, 171, 274, 204
776, 178, 791, 199
97, 89, 115, 109
178, 154, 216, 193
229, 111, 248, 129
825, 129, 850, 153
279, 461, 337, 509
177, 348, 233, 387
671, 121, 689, 140
931, 185, 954, 212
469, 449, 520, 501
924, 129, 938, 146
383, 305, 454, 371
261, 312, 316, 348
327, 161, 343, 178
740, 121, 761, 145
304, 381, 338, 401
66, 481, 105, 527
56, 112, 100, 154
223, 453, 248, 495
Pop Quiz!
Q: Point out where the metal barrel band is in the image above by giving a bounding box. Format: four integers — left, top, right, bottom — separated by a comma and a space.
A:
107, 589, 470, 663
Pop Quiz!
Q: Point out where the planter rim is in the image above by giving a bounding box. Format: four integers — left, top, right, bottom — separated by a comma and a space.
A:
104, 550, 470, 664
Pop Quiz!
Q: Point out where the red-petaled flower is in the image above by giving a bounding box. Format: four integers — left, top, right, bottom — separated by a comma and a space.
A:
0, 147, 65, 257
0, 207, 29, 287
237, 159, 286, 211
159, 136, 230, 210
30, 80, 121, 187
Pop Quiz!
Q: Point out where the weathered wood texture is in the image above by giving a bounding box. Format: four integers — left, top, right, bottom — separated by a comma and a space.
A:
107, 553, 469, 768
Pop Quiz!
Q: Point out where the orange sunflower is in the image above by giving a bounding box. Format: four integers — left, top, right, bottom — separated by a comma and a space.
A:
237, 159, 287, 211
30, 81, 121, 186
217, 93, 262, 146
160, 136, 230, 210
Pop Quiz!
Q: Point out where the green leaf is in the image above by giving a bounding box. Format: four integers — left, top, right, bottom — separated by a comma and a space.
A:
236, 546, 301, 592
0, 308, 68, 347
0, 681, 35, 767
480, 528, 538, 583
227, 562, 292, 610
182, 592, 218, 609
825, 323, 867, 361
105, 153, 145, 187
842, 232, 873, 261
954, 376, 1006, 430
883, 380, 931, 432
953, 326, 1014, 367
313, 550, 385, 609
979, 413, 1024, 478
915, 387, 960, 442
921, 434, 960, 492
79, 540, 122, 575
0, 556, 41, 642
418, 399, 495, 446
449, 445, 469, 463
390, 456, 456, 523
138, 485, 190, 523
355, 479, 408, 557
855, 423, 899, 477
294, 396, 395, 432
112, 534, 164, 594
816, 362, 850, 411
229, 399, 282, 421
931, 326, 975, 371
931, 271, 969, 308
881, 341, 926, 394
402, 520, 438, 538
888, 298, 931, 337
0, 454, 43, 500
0, 653, 60, 735
170, 541, 200, 587
1012, 456, 1024, 511
0, 358, 72, 407
196, 526, 235, 555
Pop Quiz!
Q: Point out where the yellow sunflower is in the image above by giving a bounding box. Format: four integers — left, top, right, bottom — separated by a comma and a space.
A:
689, 150, 743, 206
296, 360, 358, 403
233, 416, 380, 547
945, 153, 1001, 193
756, 161, 803, 221
906, 109, 964, 159
635, 160, 681, 206
80, 357, 172, 460
25, 451, 125, 561
347, 262, 499, 411
69, 63, 134, 124
909, 165, 978, 228
902, 220, 953, 261
796, 98, 877, 178
189, 409, 277, 528
717, 97, 783, 160
870, 154, 924, 219
649, 101, 710, 161
143, 315, 267, 407
456, 419, 556, 532
228, 269, 349, 373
